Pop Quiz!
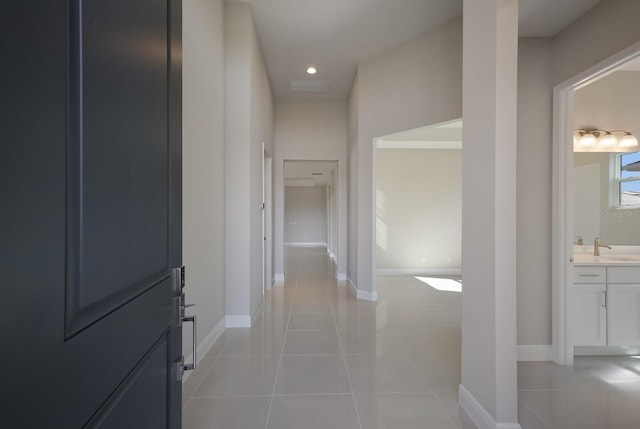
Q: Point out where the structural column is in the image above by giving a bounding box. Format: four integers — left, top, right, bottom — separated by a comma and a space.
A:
459, 1, 520, 428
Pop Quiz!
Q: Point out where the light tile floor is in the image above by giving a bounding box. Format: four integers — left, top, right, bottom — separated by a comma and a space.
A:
182, 246, 640, 428
518, 357, 640, 429
182, 247, 462, 429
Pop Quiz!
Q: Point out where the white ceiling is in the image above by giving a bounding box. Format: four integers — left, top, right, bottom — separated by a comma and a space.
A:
240, 0, 603, 100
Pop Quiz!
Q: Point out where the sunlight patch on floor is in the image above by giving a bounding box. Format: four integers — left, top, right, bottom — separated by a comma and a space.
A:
415, 276, 462, 292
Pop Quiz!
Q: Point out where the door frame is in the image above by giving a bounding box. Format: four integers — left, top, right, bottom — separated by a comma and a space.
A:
552, 41, 640, 365
263, 145, 273, 291
280, 159, 340, 277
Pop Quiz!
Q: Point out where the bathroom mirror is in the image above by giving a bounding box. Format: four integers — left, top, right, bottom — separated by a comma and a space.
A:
573, 59, 640, 246
573, 151, 640, 245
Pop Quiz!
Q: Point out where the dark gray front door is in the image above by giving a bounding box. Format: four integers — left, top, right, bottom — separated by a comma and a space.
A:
1, 1, 183, 427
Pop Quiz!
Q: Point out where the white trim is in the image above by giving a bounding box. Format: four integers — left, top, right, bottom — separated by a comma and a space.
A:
376, 268, 462, 277
377, 140, 462, 150
552, 83, 573, 365
517, 345, 553, 362
337, 272, 347, 281
284, 242, 327, 247
225, 315, 251, 328
458, 385, 522, 429
356, 288, 378, 302
552, 40, 640, 366
574, 346, 640, 356
182, 317, 225, 383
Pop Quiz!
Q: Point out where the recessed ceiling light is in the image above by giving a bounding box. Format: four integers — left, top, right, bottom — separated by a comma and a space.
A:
306, 66, 317, 75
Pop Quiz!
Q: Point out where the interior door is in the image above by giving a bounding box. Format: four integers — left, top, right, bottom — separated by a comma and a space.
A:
1, 1, 183, 427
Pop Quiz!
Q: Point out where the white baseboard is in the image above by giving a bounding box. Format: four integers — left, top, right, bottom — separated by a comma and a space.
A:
337, 272, 347, 281
285, 242, 327, 247
518, 345, 553, 361
274, 273, 285, 284
182, 317, 225, 383
357, 288, 378, 302
458, 384, 522, 429
225, 315, 251, 328
574, 346, 640, 356
377, 268, 462, 276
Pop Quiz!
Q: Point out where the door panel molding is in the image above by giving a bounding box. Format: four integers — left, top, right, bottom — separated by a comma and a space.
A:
84, 330, 170, 428
65, 0, 171, 338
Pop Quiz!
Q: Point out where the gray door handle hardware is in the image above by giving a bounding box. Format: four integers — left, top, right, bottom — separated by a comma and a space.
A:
579, 274, 600, 277
181, 314, 197, 373
601, 291, 607, 309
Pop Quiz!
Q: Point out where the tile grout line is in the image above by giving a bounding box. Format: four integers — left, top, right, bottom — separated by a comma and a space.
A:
182, 335, 227, 410
407, 358, 461, 429
263, 270, 297, 429
517, 395, 555, 429
325, 272, 364, 429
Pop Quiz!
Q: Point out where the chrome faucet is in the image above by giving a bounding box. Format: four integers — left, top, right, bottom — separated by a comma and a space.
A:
594, 237, 612, 256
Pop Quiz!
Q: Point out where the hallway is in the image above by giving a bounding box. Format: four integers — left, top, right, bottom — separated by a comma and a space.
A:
182, 247, 462, 428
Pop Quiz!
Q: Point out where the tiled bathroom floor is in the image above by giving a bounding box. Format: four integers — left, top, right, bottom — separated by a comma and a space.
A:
181, 246, 640, 428
181, 247, 462, 429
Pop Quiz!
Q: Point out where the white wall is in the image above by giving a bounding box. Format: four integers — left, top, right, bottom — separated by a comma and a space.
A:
575, 71, 640, 139
225, 2, 274, 325
350, 17, 463, 297
249, 9, 275, 320
284, 186, 327, 244
182, 0, 225, 358
375, 149, 461, 272
274, 100, 348, 280
552, 0, 640, 86
516, 38, 554, 347
460, 0, 519, 425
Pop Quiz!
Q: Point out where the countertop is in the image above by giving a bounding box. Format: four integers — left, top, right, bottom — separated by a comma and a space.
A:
573, 245, 640, 266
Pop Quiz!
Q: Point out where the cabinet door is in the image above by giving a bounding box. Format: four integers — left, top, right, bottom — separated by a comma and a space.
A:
572, 284, 607, 346
608, 284, 640, 346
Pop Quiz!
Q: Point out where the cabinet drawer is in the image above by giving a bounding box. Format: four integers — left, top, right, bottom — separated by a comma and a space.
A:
573, 266, 606, 283
607, 267, 640, 284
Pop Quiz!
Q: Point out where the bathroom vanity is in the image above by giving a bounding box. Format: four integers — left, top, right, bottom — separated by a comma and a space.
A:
572, 247, 640, 350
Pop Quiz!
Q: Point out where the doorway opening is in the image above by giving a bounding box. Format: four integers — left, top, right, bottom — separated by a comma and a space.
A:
263, 146, 273, 293
283, 160, 339, 276
553, 41, 640, 365
373, 119, 463, 290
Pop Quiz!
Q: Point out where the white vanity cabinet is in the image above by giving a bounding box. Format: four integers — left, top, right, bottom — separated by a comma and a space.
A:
607, 267, 640, 346
572, 267, 607, 346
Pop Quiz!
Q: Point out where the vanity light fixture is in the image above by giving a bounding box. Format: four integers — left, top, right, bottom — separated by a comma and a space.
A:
574, 129, 638, 151
306, 66, 317, 75
619, 132, 639, 148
